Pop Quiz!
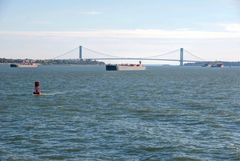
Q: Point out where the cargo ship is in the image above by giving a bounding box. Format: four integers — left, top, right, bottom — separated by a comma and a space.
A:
106, 61, 146, 71
10, 60, 39, 68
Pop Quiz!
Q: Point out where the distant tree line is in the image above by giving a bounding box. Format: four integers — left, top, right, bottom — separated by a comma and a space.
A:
184, 61, 240, 67
0, 58, 23, 64
0, 58, 105, 65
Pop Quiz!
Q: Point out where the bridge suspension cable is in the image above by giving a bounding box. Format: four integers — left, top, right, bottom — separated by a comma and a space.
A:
142, 49, 179, 59
83, 46, 120, 58
52, 45, 207, 64
184, 49, 205, 61
52, 46, 79, 59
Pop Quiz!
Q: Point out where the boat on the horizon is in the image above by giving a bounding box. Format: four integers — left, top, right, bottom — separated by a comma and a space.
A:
10, 59, 39, 68
202, 62, 224, 68
211, 63, 224, 68
106, 61, 146, 71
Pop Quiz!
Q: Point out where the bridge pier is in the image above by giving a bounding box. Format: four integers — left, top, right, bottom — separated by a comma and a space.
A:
180, 48, 184, 66
79, 46, 82, 60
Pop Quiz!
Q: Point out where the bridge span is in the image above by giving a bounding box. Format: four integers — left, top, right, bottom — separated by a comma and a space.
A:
90, 57, 202, 63
55, 45, 206, 66
78, 46, 205, 66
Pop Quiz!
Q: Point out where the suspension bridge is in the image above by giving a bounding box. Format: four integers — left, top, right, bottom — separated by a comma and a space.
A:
53, 46, 207, 66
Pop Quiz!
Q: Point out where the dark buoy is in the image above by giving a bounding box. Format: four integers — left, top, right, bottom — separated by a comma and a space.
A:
33, 81, 41, 95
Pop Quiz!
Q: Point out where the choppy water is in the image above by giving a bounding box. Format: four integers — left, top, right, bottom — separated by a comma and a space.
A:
0, 64, 240, 161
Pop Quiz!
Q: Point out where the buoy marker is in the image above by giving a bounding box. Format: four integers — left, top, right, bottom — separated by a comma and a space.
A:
33, 81, 41, 95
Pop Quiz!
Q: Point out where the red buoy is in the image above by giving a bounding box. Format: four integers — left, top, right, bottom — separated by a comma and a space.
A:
33, 81, 41, 95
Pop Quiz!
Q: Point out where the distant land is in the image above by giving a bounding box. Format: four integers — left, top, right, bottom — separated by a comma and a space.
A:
0, 58, 105, 65
185, 61, 240, 67
1, 58, 240, 67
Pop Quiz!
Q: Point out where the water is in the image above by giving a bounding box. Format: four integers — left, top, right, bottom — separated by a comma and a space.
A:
0, 64, 240, 160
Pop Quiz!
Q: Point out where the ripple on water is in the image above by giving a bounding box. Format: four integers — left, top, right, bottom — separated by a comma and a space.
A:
0, 66, 240, 160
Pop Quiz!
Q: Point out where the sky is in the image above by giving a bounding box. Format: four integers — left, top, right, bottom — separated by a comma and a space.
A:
0, 0, 240, 63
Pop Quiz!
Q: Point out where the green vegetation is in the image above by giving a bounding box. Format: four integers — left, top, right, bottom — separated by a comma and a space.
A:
0, 58, 105, 65
185, 61, 240, 67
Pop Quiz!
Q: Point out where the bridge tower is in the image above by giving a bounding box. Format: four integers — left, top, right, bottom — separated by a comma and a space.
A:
79, 46, 83, 60
180, 48, 184, 66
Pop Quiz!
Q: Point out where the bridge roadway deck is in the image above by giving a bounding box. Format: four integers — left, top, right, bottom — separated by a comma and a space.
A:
87, 57, 204, 63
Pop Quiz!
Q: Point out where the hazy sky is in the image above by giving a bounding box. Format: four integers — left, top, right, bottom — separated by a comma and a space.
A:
0, 0, 240, 63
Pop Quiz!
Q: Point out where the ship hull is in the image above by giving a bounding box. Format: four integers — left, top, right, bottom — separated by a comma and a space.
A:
10, 63, 39, 68
10, 64, 18, 67
106, 64, 118, 71
106, 64, 146, 71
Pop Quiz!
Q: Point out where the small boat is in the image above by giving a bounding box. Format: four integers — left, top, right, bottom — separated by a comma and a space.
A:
10, 59, 39, 68
202, 62, 224, 68
211, 63, 224, 68
202, 63, 211, 67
